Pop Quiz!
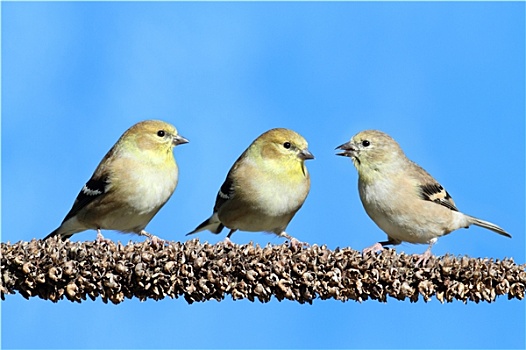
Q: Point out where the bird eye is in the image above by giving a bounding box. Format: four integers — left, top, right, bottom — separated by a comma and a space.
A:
362, 140, 370, 147
283, 142, 291, 149
157, 130, 166, 137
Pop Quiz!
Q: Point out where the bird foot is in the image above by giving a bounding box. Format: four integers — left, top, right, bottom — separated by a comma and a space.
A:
288, 237, 309, 250
279, 231, 308, 250
415, 249, 433, 267
222, 236, 236, 248
140, 230, 167, 248
362, 242, 384, 256
150, 236, 167, 248
96, 230, 112, 245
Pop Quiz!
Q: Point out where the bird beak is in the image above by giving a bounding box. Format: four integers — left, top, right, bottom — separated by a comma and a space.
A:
335, 141, 356, 157
173, 135, 189, 146
299, 148, 315, 160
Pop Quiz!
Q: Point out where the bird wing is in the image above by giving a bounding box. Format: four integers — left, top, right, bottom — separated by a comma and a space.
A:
419, 182, 459, 212
61, 177, 109, 223
213, 175, 234, 212
409, 160, 459, 212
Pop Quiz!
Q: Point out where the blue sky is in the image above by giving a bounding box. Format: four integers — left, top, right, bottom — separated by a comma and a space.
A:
2, 1, 525, 349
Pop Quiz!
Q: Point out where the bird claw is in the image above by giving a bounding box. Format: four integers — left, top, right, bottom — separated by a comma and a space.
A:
415, 250, 433, 267
288, 238, 309, 250
140, 230, 167, 248
279, 231, 308, 250
222, 236, 236, 248
96, 230, 112, 245
362, 242, 384, 256
150, 236, 167, 248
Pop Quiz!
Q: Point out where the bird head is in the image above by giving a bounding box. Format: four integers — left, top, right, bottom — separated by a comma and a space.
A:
336, 129, 403, 172
259, 128, 314, 160
124, 120, 189, 155
251, 128, 314, 176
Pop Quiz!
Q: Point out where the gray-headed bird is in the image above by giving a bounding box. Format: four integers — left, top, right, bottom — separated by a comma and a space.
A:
336, 129, 510, 264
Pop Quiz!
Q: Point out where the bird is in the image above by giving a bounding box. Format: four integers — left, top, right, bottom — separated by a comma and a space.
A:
336, 129, 510, 264
187, 128, 314, 246
45, 120, 189, 244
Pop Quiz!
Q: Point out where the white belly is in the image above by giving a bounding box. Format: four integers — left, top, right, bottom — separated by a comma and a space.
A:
358, 176, 452, 244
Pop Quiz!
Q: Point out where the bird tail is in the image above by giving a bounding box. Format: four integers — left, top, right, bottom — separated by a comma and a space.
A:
44, 228, 59, 240
44, 221, 82, 240
44, 216, 89, 240
466, 215, 511, 238
44, 227, 72, 241
186, 213, 224, 236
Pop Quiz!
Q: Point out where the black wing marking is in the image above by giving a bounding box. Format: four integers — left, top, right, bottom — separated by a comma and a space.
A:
420, 183, 459, 212
213, 176, 234, 212
61, 177, 109, 223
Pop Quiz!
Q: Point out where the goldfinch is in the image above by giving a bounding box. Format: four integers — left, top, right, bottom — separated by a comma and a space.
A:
336, 129, 510, 263
188, 128, 313, 245
45, 120, 188, 244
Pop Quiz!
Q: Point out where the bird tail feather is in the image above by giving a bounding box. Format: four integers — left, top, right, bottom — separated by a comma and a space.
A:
44, 227, 73, 241
186, 213, 224, 236
44, 228, 60, 240
467, 215, 511, 238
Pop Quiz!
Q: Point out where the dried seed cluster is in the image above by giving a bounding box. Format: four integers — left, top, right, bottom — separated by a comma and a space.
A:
1, 238, 524, 304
